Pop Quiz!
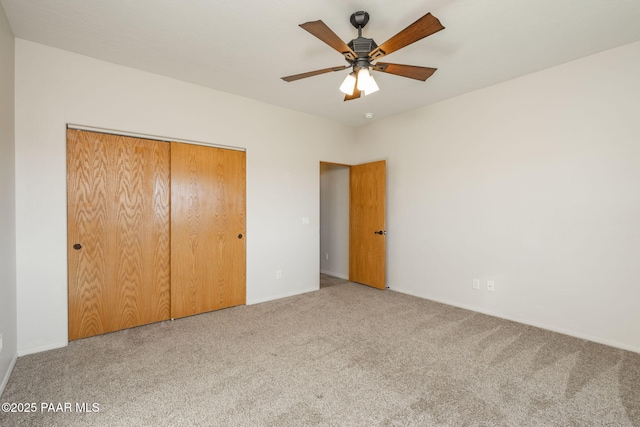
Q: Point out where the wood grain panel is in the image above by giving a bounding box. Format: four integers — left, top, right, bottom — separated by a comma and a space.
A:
170, 142, 246, 319
67, 130, 171, 340
299, 20, 356, 59
372, 63, 437, 81
67, 130, 109, 339
349, 160, 386, 290
369, 13, 444, 60
281, 65, 348, 82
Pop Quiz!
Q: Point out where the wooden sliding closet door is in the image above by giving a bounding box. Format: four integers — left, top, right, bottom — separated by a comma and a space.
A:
67, 130, 171, 340
170, 142, 246, 319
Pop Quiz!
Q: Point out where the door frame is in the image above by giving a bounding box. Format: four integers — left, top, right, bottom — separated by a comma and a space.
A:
66, 124, 248, 340
319, 160, 387, 289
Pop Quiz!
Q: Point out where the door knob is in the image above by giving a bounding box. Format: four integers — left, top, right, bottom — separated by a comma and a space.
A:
374, 230, 386, 235
238, 234, 243, 239
73, 243, 82, 250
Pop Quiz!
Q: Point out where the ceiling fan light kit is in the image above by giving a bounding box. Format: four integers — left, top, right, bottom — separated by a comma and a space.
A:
281, 10, 444, 101
356, 68, 379, 95
339, 72, 357, 96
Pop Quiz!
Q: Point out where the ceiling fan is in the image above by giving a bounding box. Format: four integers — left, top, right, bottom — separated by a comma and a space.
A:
281, 11, 445, 101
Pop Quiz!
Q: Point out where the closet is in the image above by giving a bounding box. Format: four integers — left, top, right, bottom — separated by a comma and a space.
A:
67, 129, 245, 340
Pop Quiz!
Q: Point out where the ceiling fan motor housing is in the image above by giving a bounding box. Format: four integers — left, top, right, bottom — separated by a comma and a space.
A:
348, 10, 377, 61
348, 37, 378, 57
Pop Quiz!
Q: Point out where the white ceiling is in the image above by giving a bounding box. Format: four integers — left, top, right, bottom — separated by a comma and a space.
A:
3, 0, 640, 127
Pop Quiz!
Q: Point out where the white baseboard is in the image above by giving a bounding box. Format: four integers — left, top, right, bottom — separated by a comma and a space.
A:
320, 269, 349, 280
0, 354, 17, 398
247, 287, 318, 305
391, 286, 640, 355
18, 340, 68, 357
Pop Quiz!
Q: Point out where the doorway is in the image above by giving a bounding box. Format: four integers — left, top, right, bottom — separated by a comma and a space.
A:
319, 160, 387, 290
319, 162, 350, 287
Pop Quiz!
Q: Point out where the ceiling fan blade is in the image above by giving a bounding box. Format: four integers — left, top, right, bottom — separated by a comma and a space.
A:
344, 88, 362, 101
371, 63, 437, 81
300, 20, 357, 61
281, 65, 349, 82
369, 13, 444, 60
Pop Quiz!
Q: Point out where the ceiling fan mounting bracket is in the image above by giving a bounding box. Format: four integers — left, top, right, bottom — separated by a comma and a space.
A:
350, 11, 370, 30
342, 51, 356, 62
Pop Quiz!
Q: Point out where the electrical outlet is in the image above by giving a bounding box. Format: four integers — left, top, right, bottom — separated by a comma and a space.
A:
325, 253, 329, 260
0, 333, 3, 354
472, 279, 480, 290
276, 270, 282, 279
487, 280, 495, 292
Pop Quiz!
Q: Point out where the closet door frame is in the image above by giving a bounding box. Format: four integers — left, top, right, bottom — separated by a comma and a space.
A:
66, 126, 247, 339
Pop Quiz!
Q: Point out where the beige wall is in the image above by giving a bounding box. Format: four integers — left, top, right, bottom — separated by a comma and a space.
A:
356, 40, 640, 353
14, 39, 356, 355
0, 2, 17, 395
10, 35, 640, 358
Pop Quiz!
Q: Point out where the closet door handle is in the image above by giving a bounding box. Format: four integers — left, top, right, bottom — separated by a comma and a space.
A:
73, 243, 82, 250
238, 234, 243, 239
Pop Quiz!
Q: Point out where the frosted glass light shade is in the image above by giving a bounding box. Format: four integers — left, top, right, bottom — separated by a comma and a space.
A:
339, 73, 357, 95
356, 67, 379, 95
364, 75, 379, 95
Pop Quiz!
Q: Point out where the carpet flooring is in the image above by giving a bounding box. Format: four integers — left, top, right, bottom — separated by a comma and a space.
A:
1, 275, 639, 426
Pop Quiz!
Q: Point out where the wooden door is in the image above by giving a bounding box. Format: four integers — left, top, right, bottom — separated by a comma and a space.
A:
349, 160, 386, 289
170, 142, 246, 319
67, 130, 171, 340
